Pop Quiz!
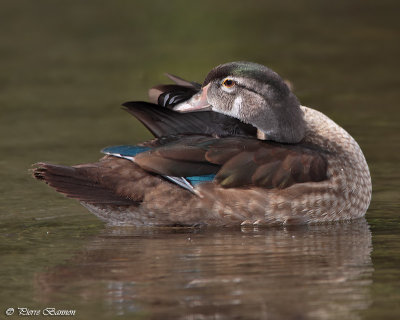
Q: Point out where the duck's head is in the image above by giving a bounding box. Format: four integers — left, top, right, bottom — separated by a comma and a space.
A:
174, 61, 305, 143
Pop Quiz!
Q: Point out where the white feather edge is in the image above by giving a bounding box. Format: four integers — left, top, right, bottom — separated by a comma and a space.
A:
103, 151, 199, 195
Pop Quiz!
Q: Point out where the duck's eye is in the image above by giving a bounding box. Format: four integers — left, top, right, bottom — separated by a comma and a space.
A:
222, 78, 236, 88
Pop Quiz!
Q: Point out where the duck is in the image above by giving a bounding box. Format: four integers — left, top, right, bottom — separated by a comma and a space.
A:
33, 61, 372, 227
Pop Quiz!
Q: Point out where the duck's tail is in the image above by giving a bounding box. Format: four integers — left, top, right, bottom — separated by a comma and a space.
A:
32, 161, 138, 206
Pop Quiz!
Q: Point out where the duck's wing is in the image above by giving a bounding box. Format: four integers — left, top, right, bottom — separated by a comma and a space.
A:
123, 102, 257, 138
132, 135, 328, 189
124, 73, 257, 139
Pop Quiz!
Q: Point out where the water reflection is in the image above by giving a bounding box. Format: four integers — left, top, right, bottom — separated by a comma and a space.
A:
35, 219, 373, 320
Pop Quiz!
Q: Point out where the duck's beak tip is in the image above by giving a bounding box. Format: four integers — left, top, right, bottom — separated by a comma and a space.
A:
173, 84, 211, 113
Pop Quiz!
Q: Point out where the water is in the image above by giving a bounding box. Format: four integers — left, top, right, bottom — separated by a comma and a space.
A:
1, 0, 399, 319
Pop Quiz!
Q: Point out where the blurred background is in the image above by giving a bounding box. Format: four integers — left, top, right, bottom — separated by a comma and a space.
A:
0, 0, 399, 319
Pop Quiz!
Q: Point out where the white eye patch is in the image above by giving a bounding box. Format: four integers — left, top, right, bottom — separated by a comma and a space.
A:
220, 76, 245, 93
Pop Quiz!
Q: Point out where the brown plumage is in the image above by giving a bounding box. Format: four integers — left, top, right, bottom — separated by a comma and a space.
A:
34, 162, 139, 206
132, 135, 327, 189
32, 62, 371, 226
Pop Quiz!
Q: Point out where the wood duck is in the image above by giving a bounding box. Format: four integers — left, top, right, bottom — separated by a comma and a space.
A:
33, 61, 372, 226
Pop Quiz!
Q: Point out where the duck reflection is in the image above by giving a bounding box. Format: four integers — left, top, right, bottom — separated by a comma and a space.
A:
35, 219, 373, 320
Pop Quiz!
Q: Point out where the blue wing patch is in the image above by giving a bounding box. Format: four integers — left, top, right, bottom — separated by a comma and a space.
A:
186, 174, 215, 185
102, 145, 215, 192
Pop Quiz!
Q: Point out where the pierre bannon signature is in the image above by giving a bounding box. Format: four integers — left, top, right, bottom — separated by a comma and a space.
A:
10, 307, 76, 316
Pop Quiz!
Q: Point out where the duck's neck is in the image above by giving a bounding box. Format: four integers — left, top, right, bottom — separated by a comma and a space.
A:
255, 93, 306, 143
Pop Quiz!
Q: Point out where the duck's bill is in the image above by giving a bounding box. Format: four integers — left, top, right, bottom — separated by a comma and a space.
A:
173, 84, 211, 112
